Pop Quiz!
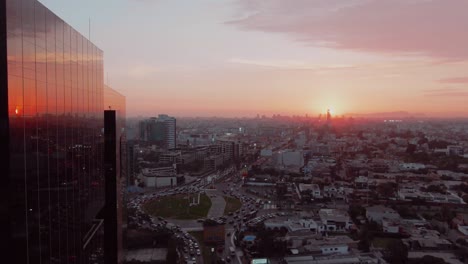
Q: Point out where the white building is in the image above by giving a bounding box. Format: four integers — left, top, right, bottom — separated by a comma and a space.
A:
382, 219, 400, 234
285, 233, 355, 255
274, 150, 304, 167
143, 174, 177, 188
399, 163, 426, 171
142, 167, 177, 188
265, 217, 320, 233
458, 226, 468, 236
319, 209, 354, 232
398, 188, 464, 204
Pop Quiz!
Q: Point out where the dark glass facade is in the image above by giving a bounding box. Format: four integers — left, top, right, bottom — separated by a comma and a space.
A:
103, 86, 126, 264
1, 0, 112, 263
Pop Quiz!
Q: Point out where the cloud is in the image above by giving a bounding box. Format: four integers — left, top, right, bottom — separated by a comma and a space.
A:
228, 58, 354, 71
423, 87, 468, 97
228, 0, 468, 60
437, 77, 468, 84
128, 65, 159, 78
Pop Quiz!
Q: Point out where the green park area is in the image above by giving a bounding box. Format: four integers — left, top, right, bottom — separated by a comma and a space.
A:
142, 194, 212, 220
223, 196, 242, 215
372, 237, 401, 249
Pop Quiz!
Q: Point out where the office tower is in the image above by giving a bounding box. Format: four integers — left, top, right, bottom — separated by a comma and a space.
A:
139, 114, 176, 149
158, 114, 176, 149
104, 87, 126, 264
0, 0, 124, 263
138, 120, 147, 140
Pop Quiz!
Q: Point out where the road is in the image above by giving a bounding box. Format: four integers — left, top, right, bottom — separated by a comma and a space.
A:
130, 166, 252, 264
206, 189, 227, 218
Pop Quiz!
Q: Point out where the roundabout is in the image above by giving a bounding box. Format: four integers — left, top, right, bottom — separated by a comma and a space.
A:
142, 193, 212, 220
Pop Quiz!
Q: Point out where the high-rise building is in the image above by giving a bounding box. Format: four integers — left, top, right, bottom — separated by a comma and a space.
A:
158, 114, 176, 149
103, 86, 126, 264
0, 1, 125, 263
139, 114, 176, 149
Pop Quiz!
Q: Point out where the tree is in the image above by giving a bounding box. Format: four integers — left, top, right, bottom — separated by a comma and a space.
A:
349, 205, 365, 221
406, 144, 417, 154
358, 228, 372, 252
385, 240, 408, 264
377, 182, 397, 198
457, 238, 468, 246
166, 237, 178, 264
428, 140, 451, 149
256, 227, 287, 258
423, 184, 446, 194
455, 247, 468, 263
408, 255, 446, 264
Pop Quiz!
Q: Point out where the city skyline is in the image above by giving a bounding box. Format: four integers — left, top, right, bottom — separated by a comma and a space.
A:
40, 0, 468, 118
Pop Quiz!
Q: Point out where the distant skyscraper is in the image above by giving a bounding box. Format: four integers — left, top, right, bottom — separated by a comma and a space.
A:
1, 1, 125, 263
139, 114, 176, 149
158, 114, 176, 149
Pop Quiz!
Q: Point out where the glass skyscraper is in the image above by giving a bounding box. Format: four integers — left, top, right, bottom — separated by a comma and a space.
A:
0, 0, 124, 263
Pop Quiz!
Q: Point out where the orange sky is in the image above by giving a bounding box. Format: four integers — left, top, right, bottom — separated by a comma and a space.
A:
41, 0, 468, 117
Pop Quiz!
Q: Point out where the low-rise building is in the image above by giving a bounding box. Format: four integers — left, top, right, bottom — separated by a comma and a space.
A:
264, 217, 319, 233
398, 188, 464, 204
142, 167, 177, 188
382, 219, 400, 234
318, 209, 354, 232
399, 163, 426, 171
283, 252, 386, 264
366, 205, 401, 224
298, 184, 321, 199
403, 228, 453, 251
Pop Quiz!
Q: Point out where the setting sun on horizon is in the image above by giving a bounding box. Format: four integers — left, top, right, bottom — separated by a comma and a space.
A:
39, 0, 468, 118
6, 1, 468, 263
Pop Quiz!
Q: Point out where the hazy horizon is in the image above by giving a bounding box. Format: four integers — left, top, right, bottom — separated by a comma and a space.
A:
40, 0, 468, 118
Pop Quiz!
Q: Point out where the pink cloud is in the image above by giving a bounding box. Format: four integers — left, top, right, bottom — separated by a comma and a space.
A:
425, 92, 468, 97
228, 0, 468, 59
437, 77, 468, 84
423, 87, 468, 97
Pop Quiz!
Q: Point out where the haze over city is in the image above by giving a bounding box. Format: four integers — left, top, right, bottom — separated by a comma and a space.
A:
5, 1, 468, 264
40, 0, 468, 118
